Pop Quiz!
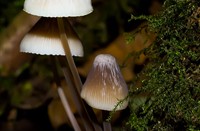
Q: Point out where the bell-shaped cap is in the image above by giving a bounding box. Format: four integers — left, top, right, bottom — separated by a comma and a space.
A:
81, 54, 128, 111
23, 0, 93, 17
20, 18, 83, 56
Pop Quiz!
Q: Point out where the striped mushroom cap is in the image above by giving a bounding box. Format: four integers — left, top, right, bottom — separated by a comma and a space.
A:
81, 54, 128, 111
20, 18, 83, 56
23, 0, 93, 17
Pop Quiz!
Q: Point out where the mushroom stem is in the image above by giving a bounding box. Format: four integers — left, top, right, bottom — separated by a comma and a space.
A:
57, 19, 101, 130
61, 67, 95, 130
62, 70, 102, 131
57, 18, 82, 93
57, 87, 81, 131
103, 122, 112, 131
58, 57, 102, 131
50, 57, 81, 131
102, 111, 112, 131
51, 57, 95, 130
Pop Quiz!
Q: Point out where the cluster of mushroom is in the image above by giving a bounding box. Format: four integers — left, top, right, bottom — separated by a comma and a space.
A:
20, 0, 129, 130
21, 0, 93, 56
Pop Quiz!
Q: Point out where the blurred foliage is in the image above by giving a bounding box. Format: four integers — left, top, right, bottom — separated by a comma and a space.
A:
128, 0, 200, 130
0, 55, 53, 110
73, 0, 154, 57
0, 0, 24, 31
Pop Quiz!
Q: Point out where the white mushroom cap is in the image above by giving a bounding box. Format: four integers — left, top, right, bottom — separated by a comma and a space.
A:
81, 54, 128, 111
23, 0, 93, 17
20, 18, 83, 56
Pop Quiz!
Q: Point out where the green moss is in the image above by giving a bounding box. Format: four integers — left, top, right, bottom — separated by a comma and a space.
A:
128, 0, 200, 130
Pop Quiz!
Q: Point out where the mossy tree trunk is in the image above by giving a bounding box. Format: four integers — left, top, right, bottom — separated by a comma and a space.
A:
128, 0, 200, 130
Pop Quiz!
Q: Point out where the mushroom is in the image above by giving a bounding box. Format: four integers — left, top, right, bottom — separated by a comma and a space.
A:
81, 54, 129, 130
23, 0, 93, 17
81, 54, 129, 111
20, 0, 96, 130
21, 0, 93, 92
20, 17, 83, 56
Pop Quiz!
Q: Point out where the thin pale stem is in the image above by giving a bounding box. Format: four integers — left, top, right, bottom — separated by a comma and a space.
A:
50, 57, 81, 131
57, 87, 81, 131
58, 57, 103, 131
56, 18, 102, 131
61, 65, 95, 130
55, 57, 95, 130
57, 18, 82, 93
103, 122, 112, 131
102, 111, 112, 131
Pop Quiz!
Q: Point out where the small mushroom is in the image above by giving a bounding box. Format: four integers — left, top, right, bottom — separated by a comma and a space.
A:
23, 0, 93, 17
20, 18, 83, 56
81, 54, 129, 111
